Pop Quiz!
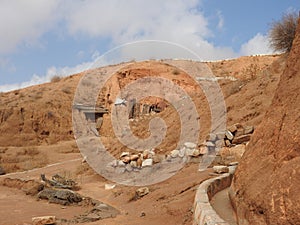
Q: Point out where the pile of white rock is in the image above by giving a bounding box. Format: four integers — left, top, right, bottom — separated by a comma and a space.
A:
107, 142, 210, 172
107, 149, 156, 172
106, 124, 255, 173
223, 123, 254, 146
167, 142, 207, 162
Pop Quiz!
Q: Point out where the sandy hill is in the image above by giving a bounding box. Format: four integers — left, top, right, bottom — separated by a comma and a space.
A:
0, 52, 291, 225
0, 54, 286, 172
0, 55, 282, 147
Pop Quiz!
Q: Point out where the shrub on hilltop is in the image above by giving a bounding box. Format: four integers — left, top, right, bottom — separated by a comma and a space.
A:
269, 12, 299, 52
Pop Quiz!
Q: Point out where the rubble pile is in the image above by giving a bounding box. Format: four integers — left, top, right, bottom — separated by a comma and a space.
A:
106, 123, 254, 174
107, 142, 208, 173
223, 123, 254, 146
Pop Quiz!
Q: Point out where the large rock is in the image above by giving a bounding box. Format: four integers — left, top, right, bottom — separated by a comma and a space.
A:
152, 154, 165, 163
218, 144, 246, 164
232, 134, 251, 145
170, 149, 179, 158
38, 188, 82, 205
234, 128, 244, 137
136, 187, 149, 198
74, 201, 120, 223
206, 133, 217, 142
141, 158, 153, 167
205, 141, 215, 147
199, 146, 208, 155
230, 18, 300, 225
184, 142, 196, 149
227, 124, 238, 133
185, 148, 195, 156
32, 216, 55, 225
243, 125, 254, 135
192, 149, 201, 157
225, 130, 234, 140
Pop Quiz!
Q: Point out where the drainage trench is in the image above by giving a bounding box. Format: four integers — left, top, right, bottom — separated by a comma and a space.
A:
193, 171, 238, 225
210, 187, 237, 225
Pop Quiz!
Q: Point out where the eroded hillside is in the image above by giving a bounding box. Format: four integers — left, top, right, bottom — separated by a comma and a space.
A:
230, 18, 300, 225
0, 54, 286, 173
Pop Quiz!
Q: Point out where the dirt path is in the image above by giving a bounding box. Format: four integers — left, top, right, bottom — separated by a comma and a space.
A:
1, 157, 82, 180
0, 156, 213, 225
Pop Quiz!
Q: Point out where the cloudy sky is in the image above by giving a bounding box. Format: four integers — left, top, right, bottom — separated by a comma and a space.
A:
0, 0, 298, 92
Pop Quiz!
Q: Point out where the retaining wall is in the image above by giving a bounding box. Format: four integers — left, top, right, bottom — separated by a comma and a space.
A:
193, 173, 233, 225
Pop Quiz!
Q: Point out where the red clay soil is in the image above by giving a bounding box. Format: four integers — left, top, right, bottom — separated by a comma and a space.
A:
0, 54, 288, 225
0, 55, 283, 150
0, 157, 213, 225
230, 18, 300, 224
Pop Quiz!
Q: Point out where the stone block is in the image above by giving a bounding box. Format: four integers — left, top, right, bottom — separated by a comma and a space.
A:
225, 130, 234, 140
136, 187, 149, 197
213, 165, 229, 174
244, 125, 254, 135
142, 158, 153, 167
227, 124, 238, 133
184, 142, 197, 149
232, 134, 251, 145
170, 149, 179, 158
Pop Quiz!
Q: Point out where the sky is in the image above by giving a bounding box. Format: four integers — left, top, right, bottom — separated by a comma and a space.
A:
0, 0, 298, 92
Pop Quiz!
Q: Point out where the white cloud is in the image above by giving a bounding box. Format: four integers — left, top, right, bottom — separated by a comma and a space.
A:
63, 0, 237, 61
0, 61, 91, 92
0, 0, 276, 93
0, 0, 61, 54
43, 62, 91, 78
240, 33, 273, 56
0, 0, 275, 59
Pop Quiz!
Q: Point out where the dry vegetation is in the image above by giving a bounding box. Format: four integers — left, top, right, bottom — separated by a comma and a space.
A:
0, 146, 48, 173
269, 12, 299, 52
50, 75, 62, 83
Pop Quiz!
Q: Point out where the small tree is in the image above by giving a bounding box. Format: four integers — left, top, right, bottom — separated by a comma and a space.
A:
269, 12, 299, 52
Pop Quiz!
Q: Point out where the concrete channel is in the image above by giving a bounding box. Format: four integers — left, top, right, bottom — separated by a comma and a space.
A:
193, 170, 237, 225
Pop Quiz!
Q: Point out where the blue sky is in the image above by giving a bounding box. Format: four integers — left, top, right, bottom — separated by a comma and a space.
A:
0, 0, 298, 92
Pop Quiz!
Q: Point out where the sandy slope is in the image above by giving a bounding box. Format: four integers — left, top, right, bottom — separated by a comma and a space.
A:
0, 54, 287, 224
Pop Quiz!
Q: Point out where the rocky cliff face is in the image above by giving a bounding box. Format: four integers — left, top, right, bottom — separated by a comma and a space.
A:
230, 18, 300, 224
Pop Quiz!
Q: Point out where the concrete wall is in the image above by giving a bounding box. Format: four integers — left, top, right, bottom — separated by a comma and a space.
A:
193, 173, 233, 225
